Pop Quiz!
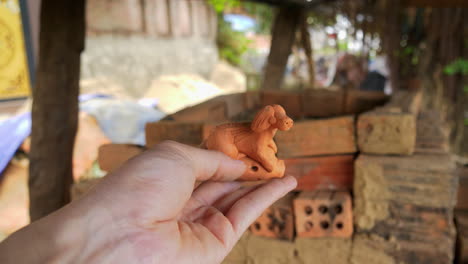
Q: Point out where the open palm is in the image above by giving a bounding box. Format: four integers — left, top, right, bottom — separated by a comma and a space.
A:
66, 141, 296, 263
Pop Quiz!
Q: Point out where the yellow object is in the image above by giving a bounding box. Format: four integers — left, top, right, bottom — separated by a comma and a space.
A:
0, 0, 31, 99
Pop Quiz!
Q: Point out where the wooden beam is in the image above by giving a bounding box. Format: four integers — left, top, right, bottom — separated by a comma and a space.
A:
29, 0, 85, 221
261, 7, 302, 90
403, 0, 467, 7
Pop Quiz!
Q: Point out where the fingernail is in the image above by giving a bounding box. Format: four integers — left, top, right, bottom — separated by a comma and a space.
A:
282, 175, 297, 188
232, 159, 247, 170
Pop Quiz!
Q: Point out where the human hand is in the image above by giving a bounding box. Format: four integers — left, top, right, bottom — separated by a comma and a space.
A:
0, 141, 296, 264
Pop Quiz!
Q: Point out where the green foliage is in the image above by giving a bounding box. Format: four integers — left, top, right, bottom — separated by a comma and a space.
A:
307, 8, 338, 28
443, 58, 468, 75
464, 85, 468, 93
242, 2, 275, 34
217, 18, 251, 66
337, 41, 348, 51
207, 0, 240, 13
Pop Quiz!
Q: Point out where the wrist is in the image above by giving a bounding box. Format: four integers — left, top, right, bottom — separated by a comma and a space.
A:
0, 193, 112, 263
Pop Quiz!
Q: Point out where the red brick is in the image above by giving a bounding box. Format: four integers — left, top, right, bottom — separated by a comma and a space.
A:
275, 116, 356, 158
250, 194, 295, 240
98, 144, 145, 172
294, 190, 353, 238
285, 155, 354, 191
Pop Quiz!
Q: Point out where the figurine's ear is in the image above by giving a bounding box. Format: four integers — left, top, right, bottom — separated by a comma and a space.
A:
269, 116, 277, 124
251, 106, 274, 132
272, 104, 286, 117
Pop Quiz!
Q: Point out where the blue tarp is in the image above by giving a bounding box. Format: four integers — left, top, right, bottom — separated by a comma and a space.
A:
0, 94, 165, 180
0, 94, 165, 177
80, 99, 165, 145
0, 112, 31, 178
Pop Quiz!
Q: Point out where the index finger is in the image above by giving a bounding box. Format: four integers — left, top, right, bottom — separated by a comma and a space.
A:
151, 141, 247, 182
104, 141, 247, 222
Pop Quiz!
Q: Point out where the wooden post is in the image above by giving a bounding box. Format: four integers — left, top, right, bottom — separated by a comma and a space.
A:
261, 7, 302, 90
29, 0, 86, 221
299, 16, 315, 89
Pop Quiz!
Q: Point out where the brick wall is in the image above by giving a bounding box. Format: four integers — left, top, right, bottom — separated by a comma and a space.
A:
86, 0, 216, 39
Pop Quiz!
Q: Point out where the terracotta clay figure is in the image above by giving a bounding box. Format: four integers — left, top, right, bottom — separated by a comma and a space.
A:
203, 104, 294, 180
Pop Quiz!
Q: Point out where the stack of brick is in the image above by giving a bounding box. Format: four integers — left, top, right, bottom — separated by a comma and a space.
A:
88, 90, 458, 264
352, 91, 458, 263
142, 90, 385, 264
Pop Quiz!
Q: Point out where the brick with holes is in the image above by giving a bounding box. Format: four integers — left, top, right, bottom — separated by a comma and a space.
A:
250, 193, 295, 241
293, 190, 353, 238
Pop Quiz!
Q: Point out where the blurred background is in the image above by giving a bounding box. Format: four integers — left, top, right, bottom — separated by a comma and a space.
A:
0, 0, 467, 262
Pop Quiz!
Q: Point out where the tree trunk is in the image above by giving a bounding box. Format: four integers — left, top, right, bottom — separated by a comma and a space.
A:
261, 7, 302, 90
29, 0, 86, 221
299, 16, 315, 88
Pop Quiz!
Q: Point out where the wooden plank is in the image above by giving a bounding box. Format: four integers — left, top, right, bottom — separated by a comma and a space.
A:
285, 155, 354, 191
275, 116, 356, 158
261, 7, 302, 90
98, 144, 145, 173
29, 0, 85, 221
145, 121, 204, 148
357, 112, 416, 155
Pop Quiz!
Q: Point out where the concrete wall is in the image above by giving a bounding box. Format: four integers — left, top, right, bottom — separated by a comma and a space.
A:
81, 0, 219, 98
81, 35, 218, 98
25, 0, 219, 98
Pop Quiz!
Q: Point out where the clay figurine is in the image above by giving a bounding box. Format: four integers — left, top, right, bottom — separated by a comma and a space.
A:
203, 104, 293, 181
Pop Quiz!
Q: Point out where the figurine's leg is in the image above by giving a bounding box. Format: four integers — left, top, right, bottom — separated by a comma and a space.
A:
236, 153, 247, 159
254, 149, 277, 172
216, 143, 239, 160
268, 140, 278, 153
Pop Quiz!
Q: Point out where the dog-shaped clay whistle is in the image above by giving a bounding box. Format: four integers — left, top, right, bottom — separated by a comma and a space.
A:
203, 104, 293, 180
